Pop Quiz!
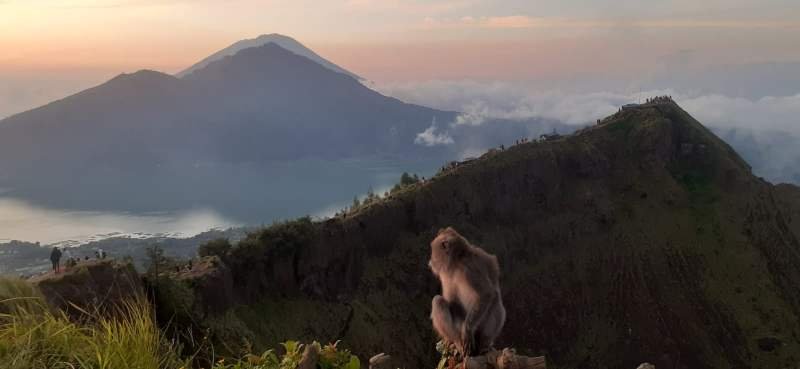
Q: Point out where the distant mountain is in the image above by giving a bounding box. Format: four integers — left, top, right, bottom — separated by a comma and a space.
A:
0, 43, 444, 167
177, 33, 361, 80
0, 43, 459, 211
0, 36, 576, 224
159, 101, 800, 369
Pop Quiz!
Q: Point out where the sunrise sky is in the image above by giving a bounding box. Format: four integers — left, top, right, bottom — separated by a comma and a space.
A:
1, 0, 799, 117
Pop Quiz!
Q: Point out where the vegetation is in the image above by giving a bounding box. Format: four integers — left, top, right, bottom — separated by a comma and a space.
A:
146, 244, 171, 285
233, 217, 316, 258
0, 277, 186, 369
391, 172, 421, 194
336, 172, 422, 216
209, 341, 360, 369
0, 277, 363, 369
198, 238, 233, 259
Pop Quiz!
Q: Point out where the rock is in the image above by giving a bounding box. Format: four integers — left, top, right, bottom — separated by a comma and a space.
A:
636, 364, 655, 369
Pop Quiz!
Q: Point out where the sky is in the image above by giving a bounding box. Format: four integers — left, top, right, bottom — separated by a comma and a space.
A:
1, 0, 799, 117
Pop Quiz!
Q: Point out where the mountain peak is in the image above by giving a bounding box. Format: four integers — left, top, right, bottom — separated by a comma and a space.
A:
254, 33, 295, 41
110, 69, 176, 82
177, 34, 360, 80
181, 41, 356, 87
99, 69, 181, 95
589, 98, 752, 173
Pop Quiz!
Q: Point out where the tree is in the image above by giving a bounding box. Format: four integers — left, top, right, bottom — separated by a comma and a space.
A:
145, 244, 170, 285
392, 172, 422, 194
364, 187, 378, 205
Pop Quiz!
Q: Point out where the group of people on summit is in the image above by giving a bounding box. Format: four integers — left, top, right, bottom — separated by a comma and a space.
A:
645, 95, 674, 104
49, 246, 107, 274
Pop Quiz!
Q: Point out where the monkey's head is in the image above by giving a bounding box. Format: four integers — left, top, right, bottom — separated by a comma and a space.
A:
429, 227, 468, 273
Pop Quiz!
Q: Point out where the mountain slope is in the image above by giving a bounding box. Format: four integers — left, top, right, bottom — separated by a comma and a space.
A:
181, 43, 447, 161
0, 70, 187, 180
160, 101, 800, 369
177, 33, 361, 80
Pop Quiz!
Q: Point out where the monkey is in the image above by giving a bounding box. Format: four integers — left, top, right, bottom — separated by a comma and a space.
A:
429, 227, 506, 357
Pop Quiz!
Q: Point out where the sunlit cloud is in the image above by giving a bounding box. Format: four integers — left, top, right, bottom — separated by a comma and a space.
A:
345, 0, 474, 14
420, 15, 800, 30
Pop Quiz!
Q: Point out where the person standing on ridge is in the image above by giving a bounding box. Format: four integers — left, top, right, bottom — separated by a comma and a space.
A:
50, 247, 62, 273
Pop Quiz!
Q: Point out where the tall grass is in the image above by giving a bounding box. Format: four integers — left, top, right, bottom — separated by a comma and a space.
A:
0, 277, 187, 369
0, 277, 363, 369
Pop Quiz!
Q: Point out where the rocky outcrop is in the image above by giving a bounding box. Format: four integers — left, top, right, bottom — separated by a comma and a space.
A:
161, 102, 800, 369
31, 259, 142, 318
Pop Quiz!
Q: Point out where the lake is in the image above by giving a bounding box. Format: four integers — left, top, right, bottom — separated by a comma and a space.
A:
0, 157, 440, 246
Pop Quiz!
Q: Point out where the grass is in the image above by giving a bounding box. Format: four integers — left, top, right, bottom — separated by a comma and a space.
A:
0, 277, 364, 369
0, 276, 187, 369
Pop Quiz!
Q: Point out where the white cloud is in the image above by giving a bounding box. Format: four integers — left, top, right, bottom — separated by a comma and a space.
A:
379, 79, 800, 130
414, 123, 454, 146
682, 94, 800, 132
378, 80, 636, 125
453, 101, 489, 126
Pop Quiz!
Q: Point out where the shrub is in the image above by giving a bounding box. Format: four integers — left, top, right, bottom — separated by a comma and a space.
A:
198, 238, 233, 259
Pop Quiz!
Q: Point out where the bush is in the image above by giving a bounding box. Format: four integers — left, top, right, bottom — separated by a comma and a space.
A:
233, 217, 316, 258
198, 238, 233, 258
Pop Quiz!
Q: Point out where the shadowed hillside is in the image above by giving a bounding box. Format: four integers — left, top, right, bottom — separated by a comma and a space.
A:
155, 101, 800, 369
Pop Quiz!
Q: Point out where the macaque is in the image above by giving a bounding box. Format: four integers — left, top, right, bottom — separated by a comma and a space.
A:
429, 227, 506, 357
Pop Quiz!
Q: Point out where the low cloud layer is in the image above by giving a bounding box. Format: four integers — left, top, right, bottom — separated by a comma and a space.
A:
380, 80, 800, 184
380, 80, 800, 130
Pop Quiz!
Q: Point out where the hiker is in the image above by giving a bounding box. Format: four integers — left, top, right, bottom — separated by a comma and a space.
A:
50, 247, 62, 273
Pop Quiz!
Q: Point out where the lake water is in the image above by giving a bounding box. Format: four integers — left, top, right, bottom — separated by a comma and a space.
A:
0, 197, 238, 246
0, 157, 441, 246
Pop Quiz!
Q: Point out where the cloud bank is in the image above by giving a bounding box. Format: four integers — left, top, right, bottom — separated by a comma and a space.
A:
380, 80, 800, 183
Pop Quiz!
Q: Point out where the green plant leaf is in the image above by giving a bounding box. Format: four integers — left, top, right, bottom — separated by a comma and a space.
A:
344, 355, 360, 369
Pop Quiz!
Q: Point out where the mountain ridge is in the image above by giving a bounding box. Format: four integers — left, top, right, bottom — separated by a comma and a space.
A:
154, 100, 800, 369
